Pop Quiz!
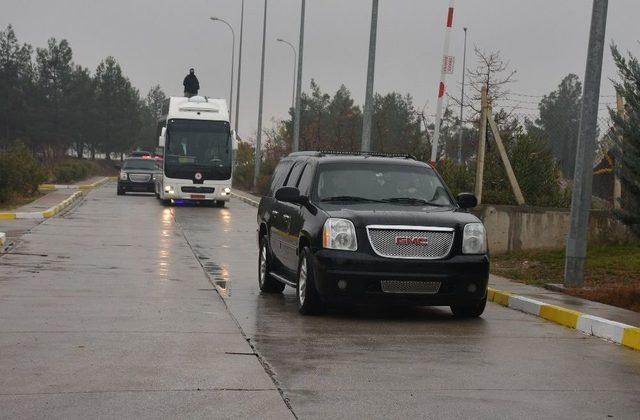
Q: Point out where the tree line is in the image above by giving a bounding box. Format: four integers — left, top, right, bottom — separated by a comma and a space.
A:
0, 25, 166, 162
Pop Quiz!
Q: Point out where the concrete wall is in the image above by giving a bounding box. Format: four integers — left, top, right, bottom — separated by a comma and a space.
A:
473, 205, 637, 254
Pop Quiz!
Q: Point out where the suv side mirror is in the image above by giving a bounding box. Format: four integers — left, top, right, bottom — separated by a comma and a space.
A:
275, 186, 307, 205
457, 192, 478, 209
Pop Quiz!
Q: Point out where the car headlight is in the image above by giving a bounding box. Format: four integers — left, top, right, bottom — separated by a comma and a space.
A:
462, 223, 487, 254
323, 218, 357, 251
164, 185, 174, 194
119, 171, 127, 181
224, 187, 231, 194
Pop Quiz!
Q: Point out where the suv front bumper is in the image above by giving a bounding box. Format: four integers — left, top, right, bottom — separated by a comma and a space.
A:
118, 180, 155, 192
311, 249, 489, 306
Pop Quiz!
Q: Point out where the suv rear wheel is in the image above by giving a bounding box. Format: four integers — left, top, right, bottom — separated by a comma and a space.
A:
297, 247, 325, 315
450, 297, 487, 318
258, 238, 285, 293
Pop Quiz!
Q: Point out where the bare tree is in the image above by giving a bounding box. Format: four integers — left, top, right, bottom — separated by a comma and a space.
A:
451, 46, 517, 116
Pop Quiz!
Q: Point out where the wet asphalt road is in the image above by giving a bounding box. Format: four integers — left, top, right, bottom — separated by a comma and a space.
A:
173, 193, 640, 419
1, 184, 639, 419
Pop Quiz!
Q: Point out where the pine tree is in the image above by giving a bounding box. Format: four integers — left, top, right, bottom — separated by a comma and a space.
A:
610, 45, 640, 235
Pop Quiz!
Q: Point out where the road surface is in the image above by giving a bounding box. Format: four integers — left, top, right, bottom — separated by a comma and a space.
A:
1, 183, 639, 419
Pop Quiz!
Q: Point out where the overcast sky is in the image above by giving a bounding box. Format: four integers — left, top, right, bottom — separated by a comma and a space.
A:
4, 0, 640, 140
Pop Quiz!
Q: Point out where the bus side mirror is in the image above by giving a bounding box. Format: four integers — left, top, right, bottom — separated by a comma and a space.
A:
158, 127, 166, 147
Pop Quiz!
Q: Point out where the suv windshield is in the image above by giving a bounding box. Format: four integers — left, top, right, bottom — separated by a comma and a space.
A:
123, 159, 157, 170
316, 162, 453, 206
165, 119, 232, 180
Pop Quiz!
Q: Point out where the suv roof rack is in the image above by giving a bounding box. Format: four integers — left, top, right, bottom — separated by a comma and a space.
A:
288, 150, 416, 160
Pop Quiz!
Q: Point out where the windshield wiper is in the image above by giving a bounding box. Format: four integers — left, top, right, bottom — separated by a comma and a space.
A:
320, 196, 383, 203
382, 197, 451, 207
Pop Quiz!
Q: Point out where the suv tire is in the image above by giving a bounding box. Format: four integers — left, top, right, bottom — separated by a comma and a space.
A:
450, 296, 487, 318
117, 187, 125, 196
258, 237, 285, 293
297, 247, 325, 315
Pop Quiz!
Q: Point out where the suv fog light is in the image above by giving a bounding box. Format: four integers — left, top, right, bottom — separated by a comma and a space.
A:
337, 280, 348, 290
467, 283, 478, 293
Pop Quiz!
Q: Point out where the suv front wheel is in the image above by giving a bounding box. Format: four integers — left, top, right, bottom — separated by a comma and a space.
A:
297, 247, 325, 315
258, 238, 285, 293
450, 297, 487, 318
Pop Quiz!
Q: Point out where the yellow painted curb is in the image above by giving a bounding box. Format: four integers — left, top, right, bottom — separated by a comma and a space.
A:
539, 304, 582, 329
493, 290, 511, 307
622, 327, 640, 351
0, 213, 17, 220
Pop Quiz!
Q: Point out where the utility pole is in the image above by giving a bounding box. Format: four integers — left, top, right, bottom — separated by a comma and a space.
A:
253, 0, 268, 191
564, 0, 609, 288
292, 0, 306, 152
235, 0, 245, 135
361, 0, 379, 152
430, 0, 456, 163
474, 87, 488, 204
457, 27, 468, 164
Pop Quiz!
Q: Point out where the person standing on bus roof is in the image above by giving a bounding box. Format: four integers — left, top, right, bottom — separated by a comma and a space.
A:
183, 68, 200, 98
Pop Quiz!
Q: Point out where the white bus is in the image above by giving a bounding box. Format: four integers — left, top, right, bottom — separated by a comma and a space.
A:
155, 96, 235, 207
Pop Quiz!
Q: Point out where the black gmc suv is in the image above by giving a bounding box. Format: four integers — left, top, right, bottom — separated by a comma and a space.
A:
117, 158, 160, 195
257, 151, 489, 317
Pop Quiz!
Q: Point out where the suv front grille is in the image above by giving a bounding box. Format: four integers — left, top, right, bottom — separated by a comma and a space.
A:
380, 280, 441, 294
366, 225, 454, 259
129, 173, 151, 182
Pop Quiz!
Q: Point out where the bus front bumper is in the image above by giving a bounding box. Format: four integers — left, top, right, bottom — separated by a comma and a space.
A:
161, 184, 231, 202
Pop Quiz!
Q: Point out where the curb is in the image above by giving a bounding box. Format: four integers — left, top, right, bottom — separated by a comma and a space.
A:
0, 177, 111, 220
231, 191, 259, 208
39, 176, 113, 192
488, 287, 640, 351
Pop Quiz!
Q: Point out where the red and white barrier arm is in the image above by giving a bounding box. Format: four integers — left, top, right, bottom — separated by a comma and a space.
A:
429, 0, 455, 164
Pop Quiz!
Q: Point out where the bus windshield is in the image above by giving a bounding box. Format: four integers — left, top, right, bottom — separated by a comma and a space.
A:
165, 119, 232, 180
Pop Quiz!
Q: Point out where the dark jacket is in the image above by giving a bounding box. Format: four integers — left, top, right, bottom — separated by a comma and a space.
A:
183, 74, 200, 94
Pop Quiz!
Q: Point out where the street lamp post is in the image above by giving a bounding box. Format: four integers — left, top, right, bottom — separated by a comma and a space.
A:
457, 27, 468, 164
361, 0, 379, 152
235, 0, 245, 135
209, 17, 235, 126
254, 0, 268, 190
277, 38, 297, 113
292, 0, 306, 153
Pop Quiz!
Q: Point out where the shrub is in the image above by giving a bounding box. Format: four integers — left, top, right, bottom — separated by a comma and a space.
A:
0, 142, 47, 204
53, 159, 99, 183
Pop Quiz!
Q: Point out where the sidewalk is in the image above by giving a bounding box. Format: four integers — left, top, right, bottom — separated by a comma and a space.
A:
0, 177, 111, 250
490, 274, 640, 327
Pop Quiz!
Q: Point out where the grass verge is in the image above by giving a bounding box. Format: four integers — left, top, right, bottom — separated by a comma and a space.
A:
492, 244, 640, 312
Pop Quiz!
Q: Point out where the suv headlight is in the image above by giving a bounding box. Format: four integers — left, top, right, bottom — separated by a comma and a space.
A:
462, 223, 487, 254
119, 171, 127, 181
323, 218, 357, 251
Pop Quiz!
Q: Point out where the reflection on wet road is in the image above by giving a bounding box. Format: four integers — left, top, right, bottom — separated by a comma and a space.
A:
174, 198, 640, 419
